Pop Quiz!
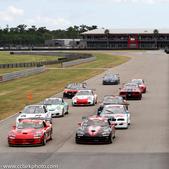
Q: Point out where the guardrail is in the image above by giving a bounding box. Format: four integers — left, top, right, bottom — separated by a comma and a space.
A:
0, 66, 46, 83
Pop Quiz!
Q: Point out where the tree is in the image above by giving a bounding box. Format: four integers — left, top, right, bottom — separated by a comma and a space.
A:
17, 24, 27, 32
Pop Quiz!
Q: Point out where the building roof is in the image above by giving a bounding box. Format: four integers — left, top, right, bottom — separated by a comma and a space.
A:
81, 28, 169, 35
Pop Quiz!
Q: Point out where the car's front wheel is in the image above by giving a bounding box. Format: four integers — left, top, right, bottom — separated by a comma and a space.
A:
108, 134, 113, 144
42, 134, 47, 145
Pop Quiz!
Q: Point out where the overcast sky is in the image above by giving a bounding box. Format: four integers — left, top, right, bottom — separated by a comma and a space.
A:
0, 0, 169, 30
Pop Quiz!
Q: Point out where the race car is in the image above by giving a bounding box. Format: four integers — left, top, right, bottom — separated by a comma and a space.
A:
102, 73, 120, 85
63, 82, 87, 98
8, 119, 52, 146
75, 115, 115, 144
16, 105, 52, 124
98, 95, 129, 112
98, 104, 131, 129
119, 83, 142, 100
131, 79, 147, 93
72, 89, 97, 106
43, 97, 69, 117
164, 47, 169, 54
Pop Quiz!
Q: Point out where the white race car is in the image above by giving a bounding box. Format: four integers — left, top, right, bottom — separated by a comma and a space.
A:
43, 97, 69, 117
72, 90, 97, 106
99, 104, 130, 129
16, 105, 52, 124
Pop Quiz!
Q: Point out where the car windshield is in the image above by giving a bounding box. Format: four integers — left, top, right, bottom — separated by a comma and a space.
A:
66, 83, 82, 89
17, 121, 43, 129
102, 106, 125, 114
103, 96, 123, 104
124, 83, 138, 88
104, 74, 117, 79
82, 119, 108, 127
132, 79, 143, 84
123, 86, 138, 90
76, 91, 92, 96
22, 106, 45, 114
44, 99, 62, 105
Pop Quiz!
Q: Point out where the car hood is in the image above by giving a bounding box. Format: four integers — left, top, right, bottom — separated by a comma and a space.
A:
101, 113, 127, 118
18, 113, 47, 119
46, 105, 63, 111
74, 95, 92, 99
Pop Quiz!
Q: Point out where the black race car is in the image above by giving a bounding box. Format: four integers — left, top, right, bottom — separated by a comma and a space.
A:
102, 73, 120, 85
63, 82, 87, 98
98, 95, 129, 112
75, 115, 115, 144
164, 47, 169, 54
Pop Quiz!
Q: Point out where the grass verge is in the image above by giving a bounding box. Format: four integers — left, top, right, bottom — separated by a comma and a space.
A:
0, 51, 59, 64
0, 53, 130, 120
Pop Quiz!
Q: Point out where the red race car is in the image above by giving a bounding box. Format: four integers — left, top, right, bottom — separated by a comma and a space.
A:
8, 119, 52, 146
63, 83, 87, 98
119, 83, 142, 100
131, 79, 147, 93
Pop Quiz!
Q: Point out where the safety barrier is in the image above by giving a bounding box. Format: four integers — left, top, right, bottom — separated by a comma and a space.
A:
0, 66, 46, 83
62, 56, 96, 67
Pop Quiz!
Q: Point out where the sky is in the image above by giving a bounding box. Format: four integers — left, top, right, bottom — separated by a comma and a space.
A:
0, 0, 169, 30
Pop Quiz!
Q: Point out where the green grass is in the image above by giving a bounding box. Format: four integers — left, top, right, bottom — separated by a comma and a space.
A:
0, 53, 130, 120
0, 52, 59, 64
0, 51, 61, 75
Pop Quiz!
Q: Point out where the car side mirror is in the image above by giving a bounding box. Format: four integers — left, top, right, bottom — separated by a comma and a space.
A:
97, 110, 102, 116
82, 116, 87, 120
110, 122, 116, 127
12, 125, 16, 129
78, 122, 82, 126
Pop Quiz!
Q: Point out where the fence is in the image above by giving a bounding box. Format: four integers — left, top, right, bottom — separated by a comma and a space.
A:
0, 66, 46, 83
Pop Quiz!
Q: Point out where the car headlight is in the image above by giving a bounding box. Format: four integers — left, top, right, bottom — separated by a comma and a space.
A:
88, 96, 92, 100
8, 132, 16, 139
76, 129, 85, 136
73, 97, 77, 101
102, 128, 110, 136
56, 106, 61, 110
34, 132, 43, 138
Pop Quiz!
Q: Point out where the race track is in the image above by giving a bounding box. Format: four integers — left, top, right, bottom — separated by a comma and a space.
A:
0, 50, 168, 169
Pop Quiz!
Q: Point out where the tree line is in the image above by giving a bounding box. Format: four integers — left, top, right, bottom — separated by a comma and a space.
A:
0, 25, 97, 47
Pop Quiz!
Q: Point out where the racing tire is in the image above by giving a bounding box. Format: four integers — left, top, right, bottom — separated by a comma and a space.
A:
75, 138, 80, 144
108, 134, 113, 144
42, 134, 47, 146
8, 143, 13, 147
50, 130, 53, 140
66, 106, 69, 114
61, 110, 64, 117
138, 96, 142, 100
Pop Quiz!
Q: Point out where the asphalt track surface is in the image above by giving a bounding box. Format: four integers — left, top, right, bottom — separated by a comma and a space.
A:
0, 50, 168, 169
